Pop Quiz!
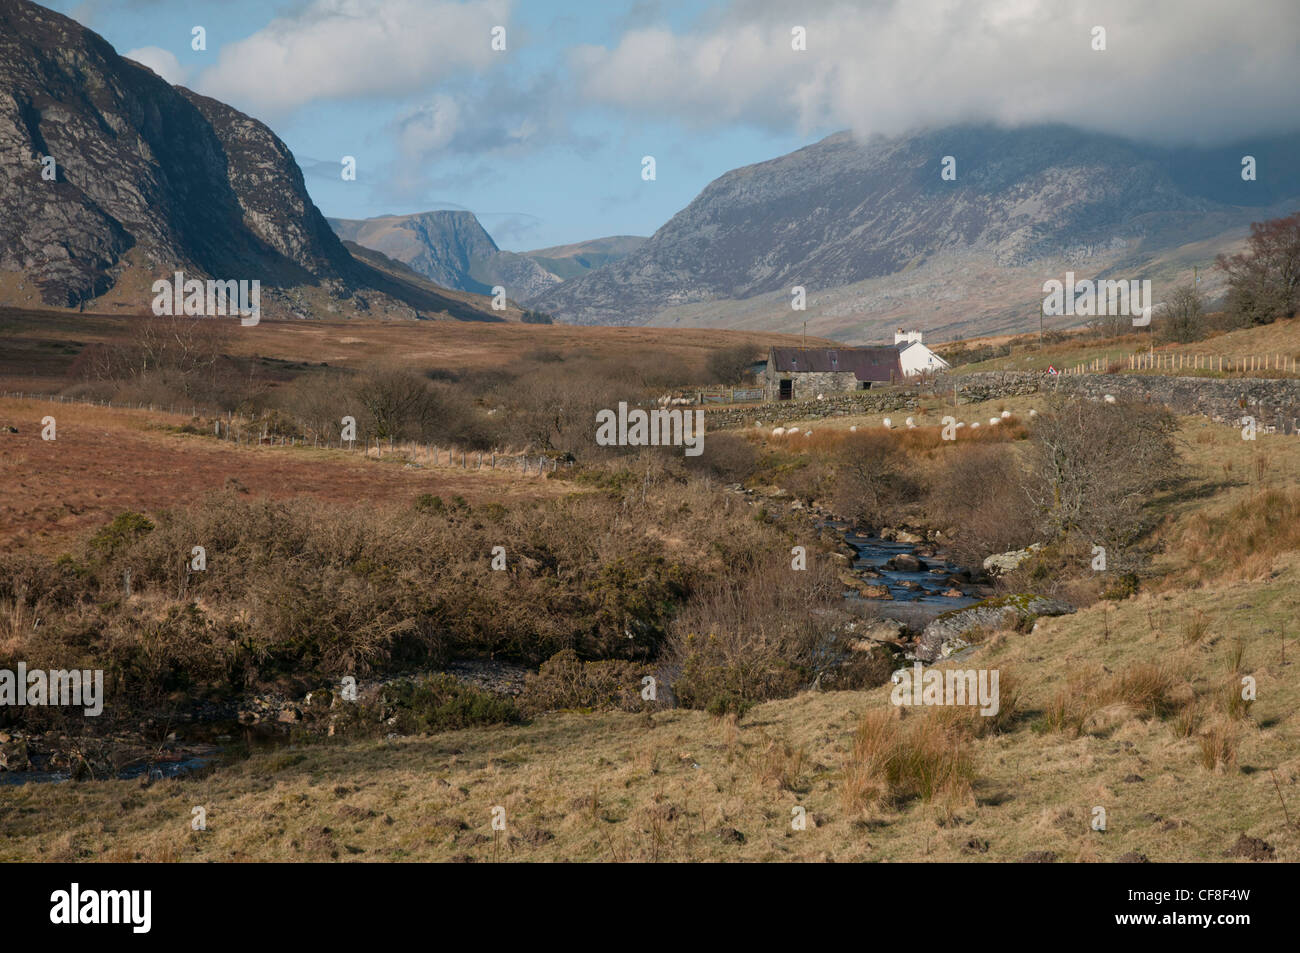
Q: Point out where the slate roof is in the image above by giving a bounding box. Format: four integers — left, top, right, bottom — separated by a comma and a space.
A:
768, 347, 903, 383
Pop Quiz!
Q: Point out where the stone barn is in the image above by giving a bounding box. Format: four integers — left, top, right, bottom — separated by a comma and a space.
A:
764, 346, 904, 401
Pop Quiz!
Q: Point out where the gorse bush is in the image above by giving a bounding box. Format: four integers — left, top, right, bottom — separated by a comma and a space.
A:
518, 649, 651, 714
665, 555, 850, 712
0, 469, 805, 712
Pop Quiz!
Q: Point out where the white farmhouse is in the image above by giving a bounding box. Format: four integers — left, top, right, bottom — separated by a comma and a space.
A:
893, 329, 950, 377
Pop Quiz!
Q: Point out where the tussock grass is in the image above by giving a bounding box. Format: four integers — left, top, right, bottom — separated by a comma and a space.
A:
841, 709, 976, 813
1171, 488, 1300, 585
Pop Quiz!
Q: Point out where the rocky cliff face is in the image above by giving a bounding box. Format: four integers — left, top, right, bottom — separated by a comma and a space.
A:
0, 0, 507, 321
330, 210, 562, 302
532, 125, 1300, 329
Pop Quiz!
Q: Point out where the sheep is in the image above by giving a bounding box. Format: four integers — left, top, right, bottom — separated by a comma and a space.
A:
1028, 409, 1038, 418
882, 417, 893, 429
804, 429, 813, 437
954, 421, 966, 429
1104, 394, 1117, 404
786, 427, 800, 436
905, 417, 916, 428
1000, 410, 1011, 419
772, 427, 786, 437
849, 425, 858, 432
989, 417, 1001, 426
971, 422, 981, 429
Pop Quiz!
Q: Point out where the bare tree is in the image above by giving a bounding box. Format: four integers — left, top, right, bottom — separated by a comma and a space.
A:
1021, 396, 1178, 570
1217, 211, 1300, 325
1159, 284, 1204, 343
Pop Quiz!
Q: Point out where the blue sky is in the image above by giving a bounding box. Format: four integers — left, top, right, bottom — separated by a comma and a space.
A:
49, 1, 1300, 251
53, 0, 823, 250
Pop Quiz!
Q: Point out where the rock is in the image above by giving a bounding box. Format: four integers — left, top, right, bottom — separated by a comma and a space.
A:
940, 588, 964, 598
850, 618, 906, 645
885, 553, 925, 572
982, 544, 1043, 575
914, 594, 1075, 662
277, 707, 301, 724
859, 584, 893, 600
895, 530, 924, 544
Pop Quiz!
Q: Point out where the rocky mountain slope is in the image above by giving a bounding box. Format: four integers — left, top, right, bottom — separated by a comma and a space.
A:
329, 211, 560, 302
0, 0, 509, 321
531, 125, 1300, 339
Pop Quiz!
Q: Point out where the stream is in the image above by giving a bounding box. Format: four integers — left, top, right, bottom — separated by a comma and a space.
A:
826, 520, 986, 629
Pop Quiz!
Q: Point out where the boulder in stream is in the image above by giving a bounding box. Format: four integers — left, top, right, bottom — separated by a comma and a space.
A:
914, 594, 1075, 662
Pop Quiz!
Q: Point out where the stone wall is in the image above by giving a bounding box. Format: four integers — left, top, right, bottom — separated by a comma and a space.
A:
707, 386, 924, 430
709, 370, 1300, 433
944, 371, 1300, 430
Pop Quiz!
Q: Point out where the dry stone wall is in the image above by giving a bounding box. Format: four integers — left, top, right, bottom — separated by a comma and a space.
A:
707, 371, 1300, 433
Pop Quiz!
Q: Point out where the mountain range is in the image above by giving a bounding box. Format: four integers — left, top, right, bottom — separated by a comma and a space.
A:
0, 0, 516, 322
327, 211, 644, 304
530, 126, 1300, 342
3, 0, 1298, 343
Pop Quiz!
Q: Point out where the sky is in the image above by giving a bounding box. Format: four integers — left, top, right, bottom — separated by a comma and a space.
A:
50, 0, 1300, 252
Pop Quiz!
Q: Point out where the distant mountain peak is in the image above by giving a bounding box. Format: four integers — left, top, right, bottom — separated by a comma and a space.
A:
327, 212, 646, 303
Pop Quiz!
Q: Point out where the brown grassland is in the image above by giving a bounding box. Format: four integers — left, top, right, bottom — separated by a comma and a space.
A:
0, 314, 1298, 862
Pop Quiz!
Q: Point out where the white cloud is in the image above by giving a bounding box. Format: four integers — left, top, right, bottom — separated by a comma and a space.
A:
572, 0, 1300, 144
124, 46, 188, 86
196, 0, 513, 118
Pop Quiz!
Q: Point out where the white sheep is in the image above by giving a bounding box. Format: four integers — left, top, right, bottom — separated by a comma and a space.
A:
989, 417, 1000, 426
772, 427, 786, 437
786, 427, 800, 436
1000, 410, 1011, 419
905, 417, 916, 428
849, 425, 857, 432
1028, 409, 1038, 418
971, 422, 981, 429
1104, 394, 1117, 404
804, 430, 813, 437
882, 417, 893, 429
954, 421, 966, 429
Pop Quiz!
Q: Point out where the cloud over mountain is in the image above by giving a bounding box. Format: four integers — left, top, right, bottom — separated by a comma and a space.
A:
572, 0, 1300, 145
